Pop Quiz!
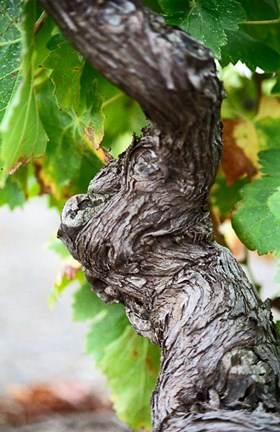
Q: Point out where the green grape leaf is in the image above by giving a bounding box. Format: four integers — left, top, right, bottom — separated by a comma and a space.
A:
0, 0, 47, 186
35, 78, 104, 200
72, 282, 160, 430
232, 149, 280, 255
159, 0, 246, 58
0, 0, 22, 122
82, 63, 148, 156
46, 236, 69, 259
72, 282, 106, 322
272, 77, 280, 95
102, 326, 160, 430
239, 0, 279, 21
42, 38, 84, 110
85, 304, 130, 363
34, 57, 145, 206
0, 175, 24, 209
212, 175, 248, 216
238, 0, 280, 59
221, 29, 280, 72
255, 117, 280, 150
268, 189, 280, 222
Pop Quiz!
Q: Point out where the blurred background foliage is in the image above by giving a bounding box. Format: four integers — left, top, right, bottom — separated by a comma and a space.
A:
1, 0, 280, 429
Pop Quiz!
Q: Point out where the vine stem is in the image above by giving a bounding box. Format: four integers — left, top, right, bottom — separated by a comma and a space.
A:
243, 18, 280, 25
0, 38, 21, 47
102, 92, 125, 109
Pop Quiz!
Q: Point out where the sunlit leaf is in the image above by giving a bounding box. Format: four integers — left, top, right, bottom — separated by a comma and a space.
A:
102, 326, 160, 430
0, 0, 22, 122
0, 175, 24, 209
0, 0, 47, 186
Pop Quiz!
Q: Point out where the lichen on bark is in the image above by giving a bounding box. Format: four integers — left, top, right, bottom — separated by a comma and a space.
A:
39, 0, 280, 430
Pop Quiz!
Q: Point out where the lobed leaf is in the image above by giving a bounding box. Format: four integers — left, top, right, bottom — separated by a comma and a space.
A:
160, 0, 280, 71
159, 0, 246, 58
0, 175, 24, 209
232, 149, 280, 255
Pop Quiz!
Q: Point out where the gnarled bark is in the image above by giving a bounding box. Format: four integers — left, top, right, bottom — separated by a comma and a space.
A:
39, 1, 280, 430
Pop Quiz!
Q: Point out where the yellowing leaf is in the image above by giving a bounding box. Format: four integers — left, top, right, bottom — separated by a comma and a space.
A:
227, 96, 280, 168
83, 125, 112, 165
230, 118, 259, 166
255, 96, 280, 121
48, 261, 83, 308
222, 118, 257, 185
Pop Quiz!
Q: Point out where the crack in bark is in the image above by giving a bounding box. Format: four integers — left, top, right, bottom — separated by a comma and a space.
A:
39, 0, 280, 430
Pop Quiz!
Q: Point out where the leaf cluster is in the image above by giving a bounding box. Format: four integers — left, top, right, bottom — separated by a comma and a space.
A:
0, 0, 146, 210
158, 0, 280, 71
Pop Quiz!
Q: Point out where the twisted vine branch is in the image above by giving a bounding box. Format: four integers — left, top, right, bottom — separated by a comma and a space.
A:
39, 1, 280, 430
